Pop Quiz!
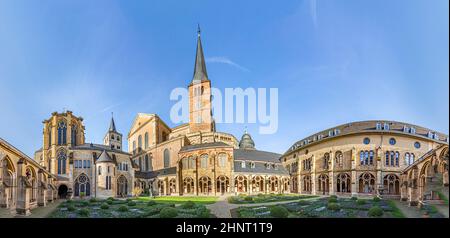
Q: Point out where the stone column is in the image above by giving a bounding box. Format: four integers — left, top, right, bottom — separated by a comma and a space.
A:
47, 177, 54, 202
0, 153, 5, 207
311, 155, 316, 195
248, 175, 252, 195
408, 179, 419, 206
37, 169, 46, 207
351, 148, 358, 196
16, 159, 31, 216
299, 174, 303, 194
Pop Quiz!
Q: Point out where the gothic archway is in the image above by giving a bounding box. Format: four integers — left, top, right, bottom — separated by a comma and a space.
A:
336, 173, 351, 193
359, 173, 376, 194
74, 174, 90, 197
117, 175, 128, 197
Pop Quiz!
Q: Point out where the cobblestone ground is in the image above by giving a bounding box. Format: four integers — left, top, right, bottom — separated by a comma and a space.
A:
0, 200, 62, 218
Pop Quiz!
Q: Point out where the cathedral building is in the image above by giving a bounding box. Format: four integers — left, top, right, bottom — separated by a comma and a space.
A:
0, 28, 448, 216
129, 28, 290, 196
33, 111, 136, 200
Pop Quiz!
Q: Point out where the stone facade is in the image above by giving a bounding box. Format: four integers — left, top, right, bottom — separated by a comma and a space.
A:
1, 138, 57, 216
281, 121, 449, 199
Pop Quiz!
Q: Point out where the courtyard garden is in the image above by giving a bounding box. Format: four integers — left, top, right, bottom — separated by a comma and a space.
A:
136, 196, 218, 205
228, 193, 318, 204
48, 197, 214, 218
233, 196, 407, 218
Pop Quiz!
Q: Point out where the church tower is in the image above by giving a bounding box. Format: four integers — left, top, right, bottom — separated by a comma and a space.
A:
188, 26, 215, 133
103, 114, 123, 151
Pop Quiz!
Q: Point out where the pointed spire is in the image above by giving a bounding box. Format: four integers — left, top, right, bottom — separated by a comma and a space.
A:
192, 24, 208, 84
109, 112, 117, 132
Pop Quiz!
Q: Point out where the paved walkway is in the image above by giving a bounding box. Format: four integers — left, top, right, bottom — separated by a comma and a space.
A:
391, 200, 423, 218
0, 200, 62, 218
206, 196, 321, 218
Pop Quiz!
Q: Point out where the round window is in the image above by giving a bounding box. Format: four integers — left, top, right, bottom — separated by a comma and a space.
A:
389, 138, 396, 145
414, 142, 421, 149
363, 137, 370, 145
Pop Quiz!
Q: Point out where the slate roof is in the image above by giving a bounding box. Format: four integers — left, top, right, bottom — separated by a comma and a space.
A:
233, 149, 282, 163
96, 150, 115, 164
179, 142, 231, 153
135, 167, 177, 179
192, 26, 209, 83
73, 143, 130, 155
233, 160, 289, 175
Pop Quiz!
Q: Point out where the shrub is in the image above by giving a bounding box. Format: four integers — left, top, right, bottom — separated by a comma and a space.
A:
118, 205, 129, 212
126, 198, 133, 202
368, 206, 384, 217
373, 197, 381, 202
65, 199, 73, 204
196, 207, 210, 218
329, 195, 338, 199
160, 207, 178, 218
106, 200, 113, 205
89, 198, 97, 203
270, 206, 289, 218
328, 197, 337, 203
128, 201, 137, 207
357, 199, 366, 205
100, 203, 109, 210
181, 201, 195, 209
107, 197, 115, 201
244, 196, 253, 202
67, 205, 76, 212
327, 202, 340, 211
78, 208, 90, 217
351, 196, 358, 200
147, 200, 157, 206
79, 201, 89, 207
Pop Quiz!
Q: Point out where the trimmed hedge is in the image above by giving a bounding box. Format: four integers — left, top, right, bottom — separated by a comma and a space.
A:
160, 207, 178, 218
357, 199, 366, 205
118, 205, 129, 212
270, 206, 289, 218
67, 205, 76, 212
100, 203, 109, 210
327, 202, 340, 211
147, 200, 157, 206
368, 206, 383, 217
181, 201, 195, 209
128, 201, 137, 207
78, 208, 90, 217
373, 197, 381, 202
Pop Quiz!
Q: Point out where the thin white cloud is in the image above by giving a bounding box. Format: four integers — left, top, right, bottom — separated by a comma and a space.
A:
310, 0, 318, 28
206, 56, 250, 72
100, 102, 123, 113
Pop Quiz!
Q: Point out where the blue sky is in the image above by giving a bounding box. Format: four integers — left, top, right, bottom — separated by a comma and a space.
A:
0, 0, 448, 156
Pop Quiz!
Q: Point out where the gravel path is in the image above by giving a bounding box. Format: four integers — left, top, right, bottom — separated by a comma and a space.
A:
391, 200, 423, 218
206, 196, 321, 218
0, 200, 62, 218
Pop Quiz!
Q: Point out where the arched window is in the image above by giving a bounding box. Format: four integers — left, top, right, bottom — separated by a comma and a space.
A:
144, 132, 149, 149
189, 156, 196, 169
218, 153, 227, 167
364, 151, 369, 165
383, 174, 400, 195
182, 157, 188, 169
57, 150, 67, 175
395, 151, 399, 166
71, 124, 77, 145
360, 151, 364, 164
405, 153, 410, 166
57, 121, 67, 145
369, 150, 374, 165
138, 135, 142, 151
385, 152, 390, 166
336, 173, 351, 193
323, 153, 330, 169
144, 155, 149, 171
335, 151, 343, 168
132, 141, 136, 153
47, 127, 52, 148
74, 174, 90, 197
200, 154, 208, 168
390, 151, 395, 166
163, 149, 170, 168
359, 173, 376, 194
410, 153, 415, 164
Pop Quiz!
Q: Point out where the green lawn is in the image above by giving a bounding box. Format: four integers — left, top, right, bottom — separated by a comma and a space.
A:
136, 196, 218, 205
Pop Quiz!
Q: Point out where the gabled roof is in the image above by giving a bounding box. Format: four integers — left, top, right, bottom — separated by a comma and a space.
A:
96, 150, 115, 164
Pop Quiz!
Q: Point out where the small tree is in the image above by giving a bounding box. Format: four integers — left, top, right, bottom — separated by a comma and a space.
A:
80, 192, 86, 199
133, 187, 143, 197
